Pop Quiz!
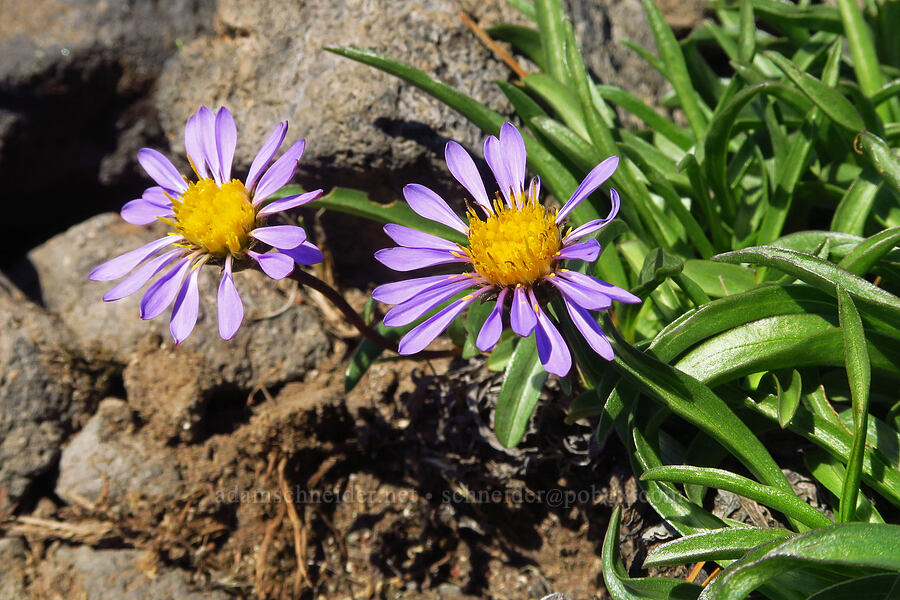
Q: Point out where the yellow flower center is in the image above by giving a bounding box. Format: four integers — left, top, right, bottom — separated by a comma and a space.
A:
168, 178, 256, 256
464, 194, 561, 287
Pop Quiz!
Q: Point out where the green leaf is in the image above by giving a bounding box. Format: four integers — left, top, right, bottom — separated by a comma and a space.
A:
323, 46, 581, 207
644, 527, 794, 567
283, 185, 467, 244
462, 299, 495, 359
776, 369, 803, 428
485, 24, 545, 71
533, 0, 569, 86
830, 169, 883, 236
749, 0, 843, 32
680, 260, 758, 298
702, 523, 900, 600
764, 50, 865, 134
806, 573, 900, 600
608, 328, 797, 505
641, 0, 706, 139
804, 449, 884, 524
713, 246, 900, 318
602, 507, 703, 600
494, 335, 547, 448
486, 331, 517, 372
836, 0, 889, 123
344, 322, 409, 392
530, 115, 601, 172
522, 73, 589, 139
838, 227, 900, 276
837, 286, 871, 523
856, 131, 900, 203
594, 84, 693, 150
641, 466, 832, 530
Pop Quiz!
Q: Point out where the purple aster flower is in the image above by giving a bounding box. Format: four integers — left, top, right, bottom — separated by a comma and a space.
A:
90, 106, 324, 343
372, 122, 640, 376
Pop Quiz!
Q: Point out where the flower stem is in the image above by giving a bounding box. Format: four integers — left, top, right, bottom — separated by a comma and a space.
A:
286, 269, 458, 359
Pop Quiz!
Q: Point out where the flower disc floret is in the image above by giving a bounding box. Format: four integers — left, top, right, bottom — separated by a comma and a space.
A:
169, 178, 255, 256
465, 197, 560, 287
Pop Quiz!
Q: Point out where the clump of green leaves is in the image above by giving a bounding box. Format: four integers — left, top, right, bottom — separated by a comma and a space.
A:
309, 0, 900, 596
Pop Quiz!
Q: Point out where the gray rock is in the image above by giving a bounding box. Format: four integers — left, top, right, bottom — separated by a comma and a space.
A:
0, 0, 214, 256
155, 0, 523, 200
0, 293, 103, 508
21, 213, 330, 393
0, 537, 27, 600
55, 398, 181, 506
33, 545, 229, 600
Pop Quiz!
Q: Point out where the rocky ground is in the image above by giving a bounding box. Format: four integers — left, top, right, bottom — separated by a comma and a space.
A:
0, 1, 718, 598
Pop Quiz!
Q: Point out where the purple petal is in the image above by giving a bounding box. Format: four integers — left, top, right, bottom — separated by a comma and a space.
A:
383, 224, 460, 251
476, 287, 507, 351
257, 189, 323, 216
510, 285, 537, 336
545, 273, 612, 311
184, 113, 209, 179
218, 256, 244, 340
558, 269, 641, 304
530, 289, 572, 376
374, 247, 466, 272
402, 184, 468, 234
529, 176, 541, 202
253, 139, 305, 203
445, 141, 491, 213
250, 225, 306, 250
246, 121, 288, 193
88, 235, 178, 281
383, 276, 478, 327
170, 265, 202, 344
397, 291, 485, 355
563, 188, 621, 243
143, 186, 173, 207
102, 249, 182, 301
137, 148, 187, 193
372, 274, 465, 305
196, 106, 221, 184
120, 198, 173, 225
215, 107, 237, 182
484, 135, 513, 206
564, 296, 613, 360
279, 240, 324, 265
140, 257, 193, 320
557, 156, 619, 223
499, 123, 527, 206
556, 239, 601, 262
249, 250, 295, 280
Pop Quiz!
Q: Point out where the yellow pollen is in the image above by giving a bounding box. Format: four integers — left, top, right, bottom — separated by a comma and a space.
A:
167, 178, 256, 256
464, 194, 561, 287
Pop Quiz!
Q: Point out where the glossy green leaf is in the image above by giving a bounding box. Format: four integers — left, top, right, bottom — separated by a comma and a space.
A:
806, 573, 900, 600
602, 507, 703, 600
485, 24, 545, 71
804, 449, 884, 524
764, 50, 865, 134
680, 260, 758, 298
594, 84, 693, 150
494, 335, 546, 448
830, 169, 882, 236
856, 131, 900, 202
836, 0, 889, 123
702, 523, 900, 600
837, 286, 871, 523
838, 227, 900, 276
644, 527, 794, 567
533, 0, 568, 85
642, 466, 832, 530
522, 73, 589, 139
775, 369, 803, 428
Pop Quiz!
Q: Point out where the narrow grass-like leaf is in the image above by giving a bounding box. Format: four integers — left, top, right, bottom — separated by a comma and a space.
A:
838, 227, 900, 276
602, 507, 703, 600
776, 369, 803, 428
749, 0, 843, 33
494, 335, 547, 448
608, 328, 797, 501
804, 449, 884, 524
642, 466, 832, 529
806, 573, 900, 600
485, 24, 545, 71
533, 0, 568, 85
837, 286, 871, 523
836, 0, 889, 123
594, 84, 693, 150
522, 73, 589, 139
644, 527, 794, 567
496, 80, 548, 137
323, 46, 581, 207
764, 50, 865, 134
856, 131, 900, 202
739, 0, 756, 62
701, 523, 900, 600
830, 169, 882, 236
713, 246, 900, 316
641, 0, 707, 139
871, 80, 900, 107
531, 115, 601, 172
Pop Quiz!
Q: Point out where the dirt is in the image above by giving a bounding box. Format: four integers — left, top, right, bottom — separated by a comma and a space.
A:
4, 329, 704, 599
